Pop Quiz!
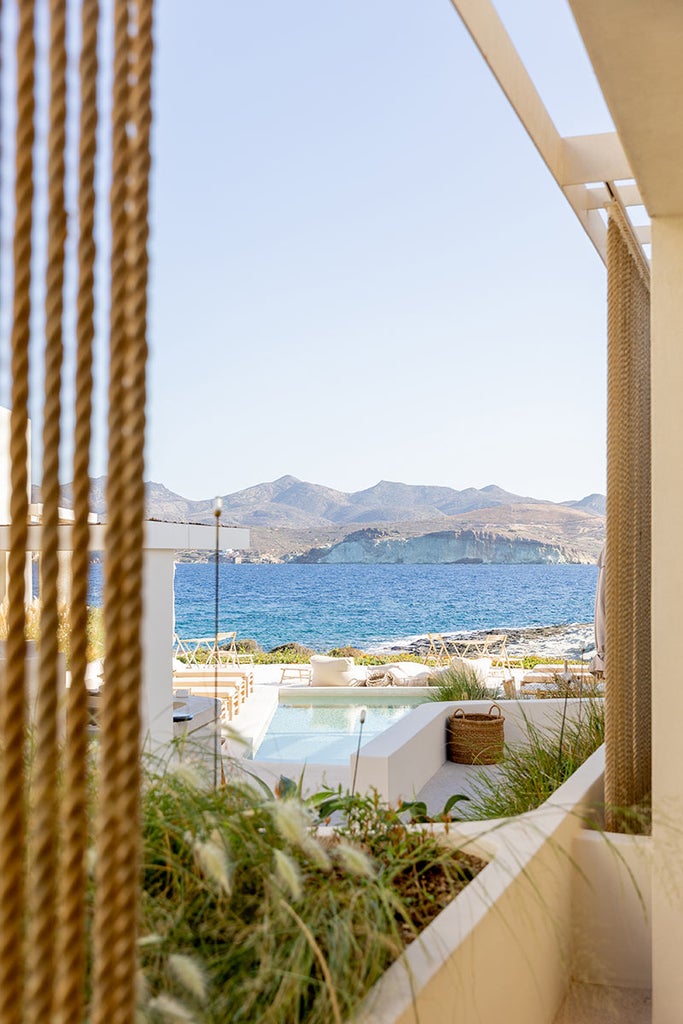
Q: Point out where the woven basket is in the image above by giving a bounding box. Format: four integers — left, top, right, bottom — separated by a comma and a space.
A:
446, 703, 505, 764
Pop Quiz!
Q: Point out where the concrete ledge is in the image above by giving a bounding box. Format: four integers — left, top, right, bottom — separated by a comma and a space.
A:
279, 685, 431, 703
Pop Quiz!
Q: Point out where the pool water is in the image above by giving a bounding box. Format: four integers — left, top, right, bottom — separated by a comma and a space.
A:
251, 702, 423, 765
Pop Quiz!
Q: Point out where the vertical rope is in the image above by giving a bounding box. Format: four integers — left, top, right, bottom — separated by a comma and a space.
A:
104, 0, 153, 1015
604, 207, 651, 832
0, 2, 36, 1021
92, 0, 153, 1017
25, 1, 68, 1019
91, 0, 131, 1013
55, 1, 99, 1020
0, 0, 153, 1015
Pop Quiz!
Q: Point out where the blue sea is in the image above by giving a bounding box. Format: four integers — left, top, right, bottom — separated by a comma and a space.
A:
88, 562, 599, 652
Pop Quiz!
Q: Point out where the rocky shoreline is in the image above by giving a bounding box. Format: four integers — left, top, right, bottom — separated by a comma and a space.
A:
366, 622, 596, 662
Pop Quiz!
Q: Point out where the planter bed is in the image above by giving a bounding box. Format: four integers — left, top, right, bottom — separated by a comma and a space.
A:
351, 746, 608, 1024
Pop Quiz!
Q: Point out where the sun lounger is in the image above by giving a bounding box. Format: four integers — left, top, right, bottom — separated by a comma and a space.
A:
172, 666, 254, 701
173, 684, 239, 722
519, 663, 603, 698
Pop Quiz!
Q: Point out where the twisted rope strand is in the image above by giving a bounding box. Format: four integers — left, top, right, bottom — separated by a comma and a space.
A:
111, 3, 154, 1013
0, 1, 37, 1020
54, 1, 100, 1020
92, 0, 135, 1018
26, 1, 68, 1018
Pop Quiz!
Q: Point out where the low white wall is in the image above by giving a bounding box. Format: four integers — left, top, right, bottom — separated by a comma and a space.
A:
279, 686, 430, 704
354, 698, 594, 805
352, 747, 607, 1024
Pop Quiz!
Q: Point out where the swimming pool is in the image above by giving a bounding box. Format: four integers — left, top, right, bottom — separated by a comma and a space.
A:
251, 698, 428, 765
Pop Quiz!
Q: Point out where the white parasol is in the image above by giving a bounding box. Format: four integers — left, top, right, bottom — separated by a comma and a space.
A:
589, 544, 606, 674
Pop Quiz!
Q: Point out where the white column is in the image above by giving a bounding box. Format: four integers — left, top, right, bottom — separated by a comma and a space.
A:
651, 215, 683, 1022
141, 548, 176, 748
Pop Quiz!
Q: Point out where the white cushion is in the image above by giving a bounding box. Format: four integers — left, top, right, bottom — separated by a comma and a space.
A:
310, 655, 368, 687
386, 665, 431, 686
382, 661, 431, 679
448, 656, 492, 682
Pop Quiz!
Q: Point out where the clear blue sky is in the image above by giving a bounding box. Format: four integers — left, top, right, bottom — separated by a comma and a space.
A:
147, 0, 613, 503
3, 1, 614, 504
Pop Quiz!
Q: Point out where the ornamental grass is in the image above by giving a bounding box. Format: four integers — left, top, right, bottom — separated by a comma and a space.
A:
425, 664, 503, 702
138, 763, 484, 1023
463, 699, 605, 820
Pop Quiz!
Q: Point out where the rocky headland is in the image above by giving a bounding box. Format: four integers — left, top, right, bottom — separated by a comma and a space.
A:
54, 474, 605, 565
292, 526, 591, 565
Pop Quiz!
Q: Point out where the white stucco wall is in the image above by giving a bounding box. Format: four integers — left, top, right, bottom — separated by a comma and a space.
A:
651, 215, 683, 1024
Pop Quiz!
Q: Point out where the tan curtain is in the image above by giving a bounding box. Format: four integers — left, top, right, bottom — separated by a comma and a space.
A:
604, 204, 651, 833
0, 1, 154, 1021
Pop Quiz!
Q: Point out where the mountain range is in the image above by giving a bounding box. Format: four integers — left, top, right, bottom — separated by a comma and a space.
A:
54, 475, 606, 563
59, 474, 605, 527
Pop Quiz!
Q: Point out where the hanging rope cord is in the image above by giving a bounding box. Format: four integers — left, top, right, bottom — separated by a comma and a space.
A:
604, 206, 652, 832
25, 1, 68, 1020
92, 0, 134, 1009
54, 1, 99, 1020
0, 3, 36, 1022
93, 0, 154, 1020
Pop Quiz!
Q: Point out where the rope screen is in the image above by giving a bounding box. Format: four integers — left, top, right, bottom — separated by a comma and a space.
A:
604, 204, 652, 832
0, 1, 154, 1020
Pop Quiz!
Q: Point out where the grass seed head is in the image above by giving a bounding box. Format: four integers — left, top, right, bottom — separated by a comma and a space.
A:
301, 836, 332, 872
270, 798, 312, 847
147, 993, 196, 1022
167, 763, 204, 791
168, 954, 208, 1004
273, 848, 303, 901
335, 841, 375, 878
193, 836, 232, 896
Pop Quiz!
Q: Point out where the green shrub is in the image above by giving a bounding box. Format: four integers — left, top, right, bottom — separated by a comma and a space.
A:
268, 642, 317, 661
0, 599, 104, 666
326, 646, 365, 659
85, 606, 105, 663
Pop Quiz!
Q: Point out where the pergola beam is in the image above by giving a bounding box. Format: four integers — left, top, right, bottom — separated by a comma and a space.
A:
560, 133, 632, 186
448, 0, 647, 266
448, 0, 564, 180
